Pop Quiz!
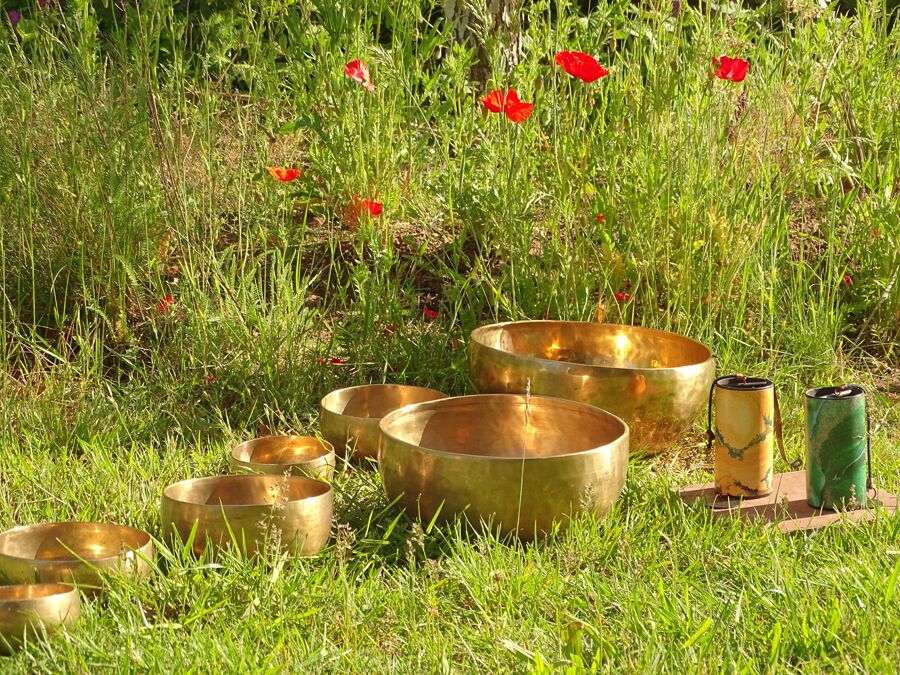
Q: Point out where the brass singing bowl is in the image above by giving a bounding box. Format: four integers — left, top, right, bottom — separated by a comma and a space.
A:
160, 475, 332, 557
0, 522, 154, 589
230, 435, 335, 481
468, 321, 716, 453
0, 584, 81, 654
320, 384, 447, 461
378, 394, 629, 539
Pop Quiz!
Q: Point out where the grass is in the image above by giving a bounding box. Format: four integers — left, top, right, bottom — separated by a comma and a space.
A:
1, 0, 899, 670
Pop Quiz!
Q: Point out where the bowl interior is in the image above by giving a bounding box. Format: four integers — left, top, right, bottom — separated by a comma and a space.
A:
322, 384, 445, 419
235, 436, 331, 465
0, 584, 74, 602
0, 523, 149, 563
475, 322, 710, 369
381, 396, 626, 458
164, 475, 329, 507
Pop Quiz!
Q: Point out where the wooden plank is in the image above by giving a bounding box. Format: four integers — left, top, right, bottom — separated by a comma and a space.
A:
676, 470, 898, 533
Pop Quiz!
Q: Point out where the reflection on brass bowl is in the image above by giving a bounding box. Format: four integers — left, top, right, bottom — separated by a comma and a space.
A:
0, 523, 154, 590
160, 475, 332, 557
230, 435, 335, 481
378, 394, 629, 539
320, 384, 447, 461
0, 583, 81, 654
468, 321, 716, 452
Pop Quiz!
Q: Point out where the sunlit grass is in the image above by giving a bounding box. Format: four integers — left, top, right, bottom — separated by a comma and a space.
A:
1, 0, 898, 671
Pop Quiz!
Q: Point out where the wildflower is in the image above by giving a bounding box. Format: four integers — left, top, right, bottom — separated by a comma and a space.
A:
672, 0, 681, 15
713, 56, 749, 83
383, 324, 398, 335
448, 337, 463, 349
596, 213, 605, 224
842, 274, 852, 287
480, 89, 534, 123
554, 51, 609, 83
614, 292, 631, 302
361, 200, 383, 216
344, 59, 375, 92
156, 294, 175, 313
422, 307, 439, 320
319, 357, 347, 365
7, 10, 20, 29
267, 166, 301, 182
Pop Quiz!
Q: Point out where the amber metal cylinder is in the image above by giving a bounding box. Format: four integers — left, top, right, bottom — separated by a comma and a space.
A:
712, 376, 775, 497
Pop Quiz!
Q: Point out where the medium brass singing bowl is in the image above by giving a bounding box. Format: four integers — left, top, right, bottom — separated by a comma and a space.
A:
0, 522, 154, 589
160, 475, 332, 557
378, 394, 629, 539
0, 584, 81, 654
230, 435, 335, 481
320, 384, 447, 461
468, 321, 716, 453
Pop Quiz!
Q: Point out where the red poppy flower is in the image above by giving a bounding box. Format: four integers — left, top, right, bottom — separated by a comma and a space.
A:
596, 213, 605, 224
712, 56, 749, 83
422, 307, 439, 320
344, 59, 375, 92
156, 294, 175, 313
480, 89, 534, 123
613, 292, 631, 302
319, 357, 347, 365
842, 274, 852, 287
555, 51, 609, 83
268, 166, 301, 182
362, 200, 383, 216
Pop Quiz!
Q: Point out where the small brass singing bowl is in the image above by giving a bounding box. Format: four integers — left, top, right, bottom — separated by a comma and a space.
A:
160, 475, 332, 557
378, 394, 629, 540
0, 583, 81, 654
320, 384, 447, 461
469, 321, 716, 453
230, 435, 335, 481
0, 522, 154, 590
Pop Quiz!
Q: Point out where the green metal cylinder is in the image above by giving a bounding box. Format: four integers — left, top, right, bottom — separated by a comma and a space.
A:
804, 384, 868, 510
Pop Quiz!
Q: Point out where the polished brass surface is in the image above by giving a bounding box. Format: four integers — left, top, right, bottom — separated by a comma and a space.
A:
160, 475, 332, 557
378, 394, 629, 539
320, 384, 447, 460
468, 321, 716, 452
0, 584, 81, 654
230, 435, 335, 481
0, 522, 154, 589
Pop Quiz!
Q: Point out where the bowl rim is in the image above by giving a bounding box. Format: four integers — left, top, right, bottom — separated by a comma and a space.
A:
319, 383, 448, 422
161, 474, 332, 508
0, 583, 79, 603
379, 393, 630, 461
230, 435, 335, 467
469, 320, 714, 373
0, 522, 153, 565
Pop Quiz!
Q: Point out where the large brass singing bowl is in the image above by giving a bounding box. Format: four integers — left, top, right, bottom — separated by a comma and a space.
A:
468, 321, 716, 452
0, 522, 154, 589
160, 475, 332, 557
378, 394, 629, 539
320, 384, 447, 461
230, 435, 335, 481
0, 584, 81, 654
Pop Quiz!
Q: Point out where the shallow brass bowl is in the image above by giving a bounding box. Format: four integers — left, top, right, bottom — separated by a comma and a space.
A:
0, 584, 81, 654
0, 522, 154, 589
320, 384, 447, 461
160, 475, 332, 557
230, 435, 335, 481
468, 321, 716, 452
378, 394, 629, 539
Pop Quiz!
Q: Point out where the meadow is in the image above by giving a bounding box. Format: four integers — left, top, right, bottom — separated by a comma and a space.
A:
1, 0, 899, 671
